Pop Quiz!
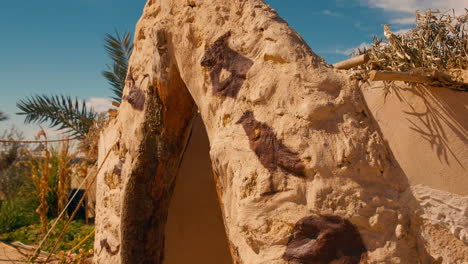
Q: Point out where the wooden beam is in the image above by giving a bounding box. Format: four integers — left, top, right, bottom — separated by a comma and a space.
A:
369, 70, 434, 83
369, 70, 468, 91
333, 54, 369, 70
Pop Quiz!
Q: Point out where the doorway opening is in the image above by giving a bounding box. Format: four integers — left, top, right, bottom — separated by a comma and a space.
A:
164, 115, 233, 264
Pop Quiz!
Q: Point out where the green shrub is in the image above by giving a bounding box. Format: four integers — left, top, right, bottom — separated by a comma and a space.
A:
0, 219, 94, 253
0, 190, 39, 233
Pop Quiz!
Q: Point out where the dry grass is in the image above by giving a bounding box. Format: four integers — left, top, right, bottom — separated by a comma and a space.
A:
30, 129, 51, 235
57, 141, 72, 214
78, 113, 108, 164
352, 9, 467, 91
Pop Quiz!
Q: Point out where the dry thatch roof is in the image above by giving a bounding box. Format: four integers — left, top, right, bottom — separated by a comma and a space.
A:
348, 9, 467, 91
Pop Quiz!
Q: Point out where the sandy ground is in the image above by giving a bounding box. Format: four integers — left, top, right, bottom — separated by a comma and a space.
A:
0, 241, 28, 263
0, 241, 57, 264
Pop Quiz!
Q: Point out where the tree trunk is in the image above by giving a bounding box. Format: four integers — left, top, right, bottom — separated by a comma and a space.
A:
94, 1, 466, 263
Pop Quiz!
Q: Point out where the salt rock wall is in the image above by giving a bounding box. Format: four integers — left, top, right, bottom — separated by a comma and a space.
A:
93, 0, 467, 263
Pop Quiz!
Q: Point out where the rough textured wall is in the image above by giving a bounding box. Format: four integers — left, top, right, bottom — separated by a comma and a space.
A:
94, 0, 467, 263
164, 116, 232, 264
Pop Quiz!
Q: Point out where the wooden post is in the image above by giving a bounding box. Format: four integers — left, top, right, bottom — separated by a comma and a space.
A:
333, 54, 369, 70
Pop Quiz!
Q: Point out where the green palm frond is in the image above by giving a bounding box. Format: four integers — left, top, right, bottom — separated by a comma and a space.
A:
0, 111, 7, 121
102, 30, 133, 104
16, 95, 98, 137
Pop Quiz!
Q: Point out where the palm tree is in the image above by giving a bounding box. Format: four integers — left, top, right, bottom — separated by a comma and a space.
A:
16, 30, 133, 137
0, 111, 7, 121
16, 95, 97, 137
102, 31, 133, 104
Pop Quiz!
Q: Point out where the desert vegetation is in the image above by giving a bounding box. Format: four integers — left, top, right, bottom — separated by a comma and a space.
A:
338, 9, 468, 94
0, 128, 95, 263
0, 30, 132, 263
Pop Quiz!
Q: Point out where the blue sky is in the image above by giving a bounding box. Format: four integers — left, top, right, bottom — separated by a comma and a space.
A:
0, 0, 464, 138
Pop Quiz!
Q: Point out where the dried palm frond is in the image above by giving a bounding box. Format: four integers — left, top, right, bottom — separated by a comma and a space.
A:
352, 9, 467, 90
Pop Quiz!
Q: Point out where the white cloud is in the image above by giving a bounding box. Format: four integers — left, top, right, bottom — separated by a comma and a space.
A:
390, 17, 416, 25
363, 0, 465, 14
354, 21, 374, 31
394, 28, 413, 35
334, 42, 372, 56
317, 42, 370, 56
322, 9, 343, 17
85, 97, 115, 113
362, 0, 466, 24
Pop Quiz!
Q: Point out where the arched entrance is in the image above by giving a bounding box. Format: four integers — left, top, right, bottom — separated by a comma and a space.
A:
164, 115, 232, 264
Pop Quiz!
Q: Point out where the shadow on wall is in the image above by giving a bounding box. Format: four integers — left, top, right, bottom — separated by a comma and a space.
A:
362, 82, 468, 195
392, 83, 466, 167
164, 115, 233, 264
